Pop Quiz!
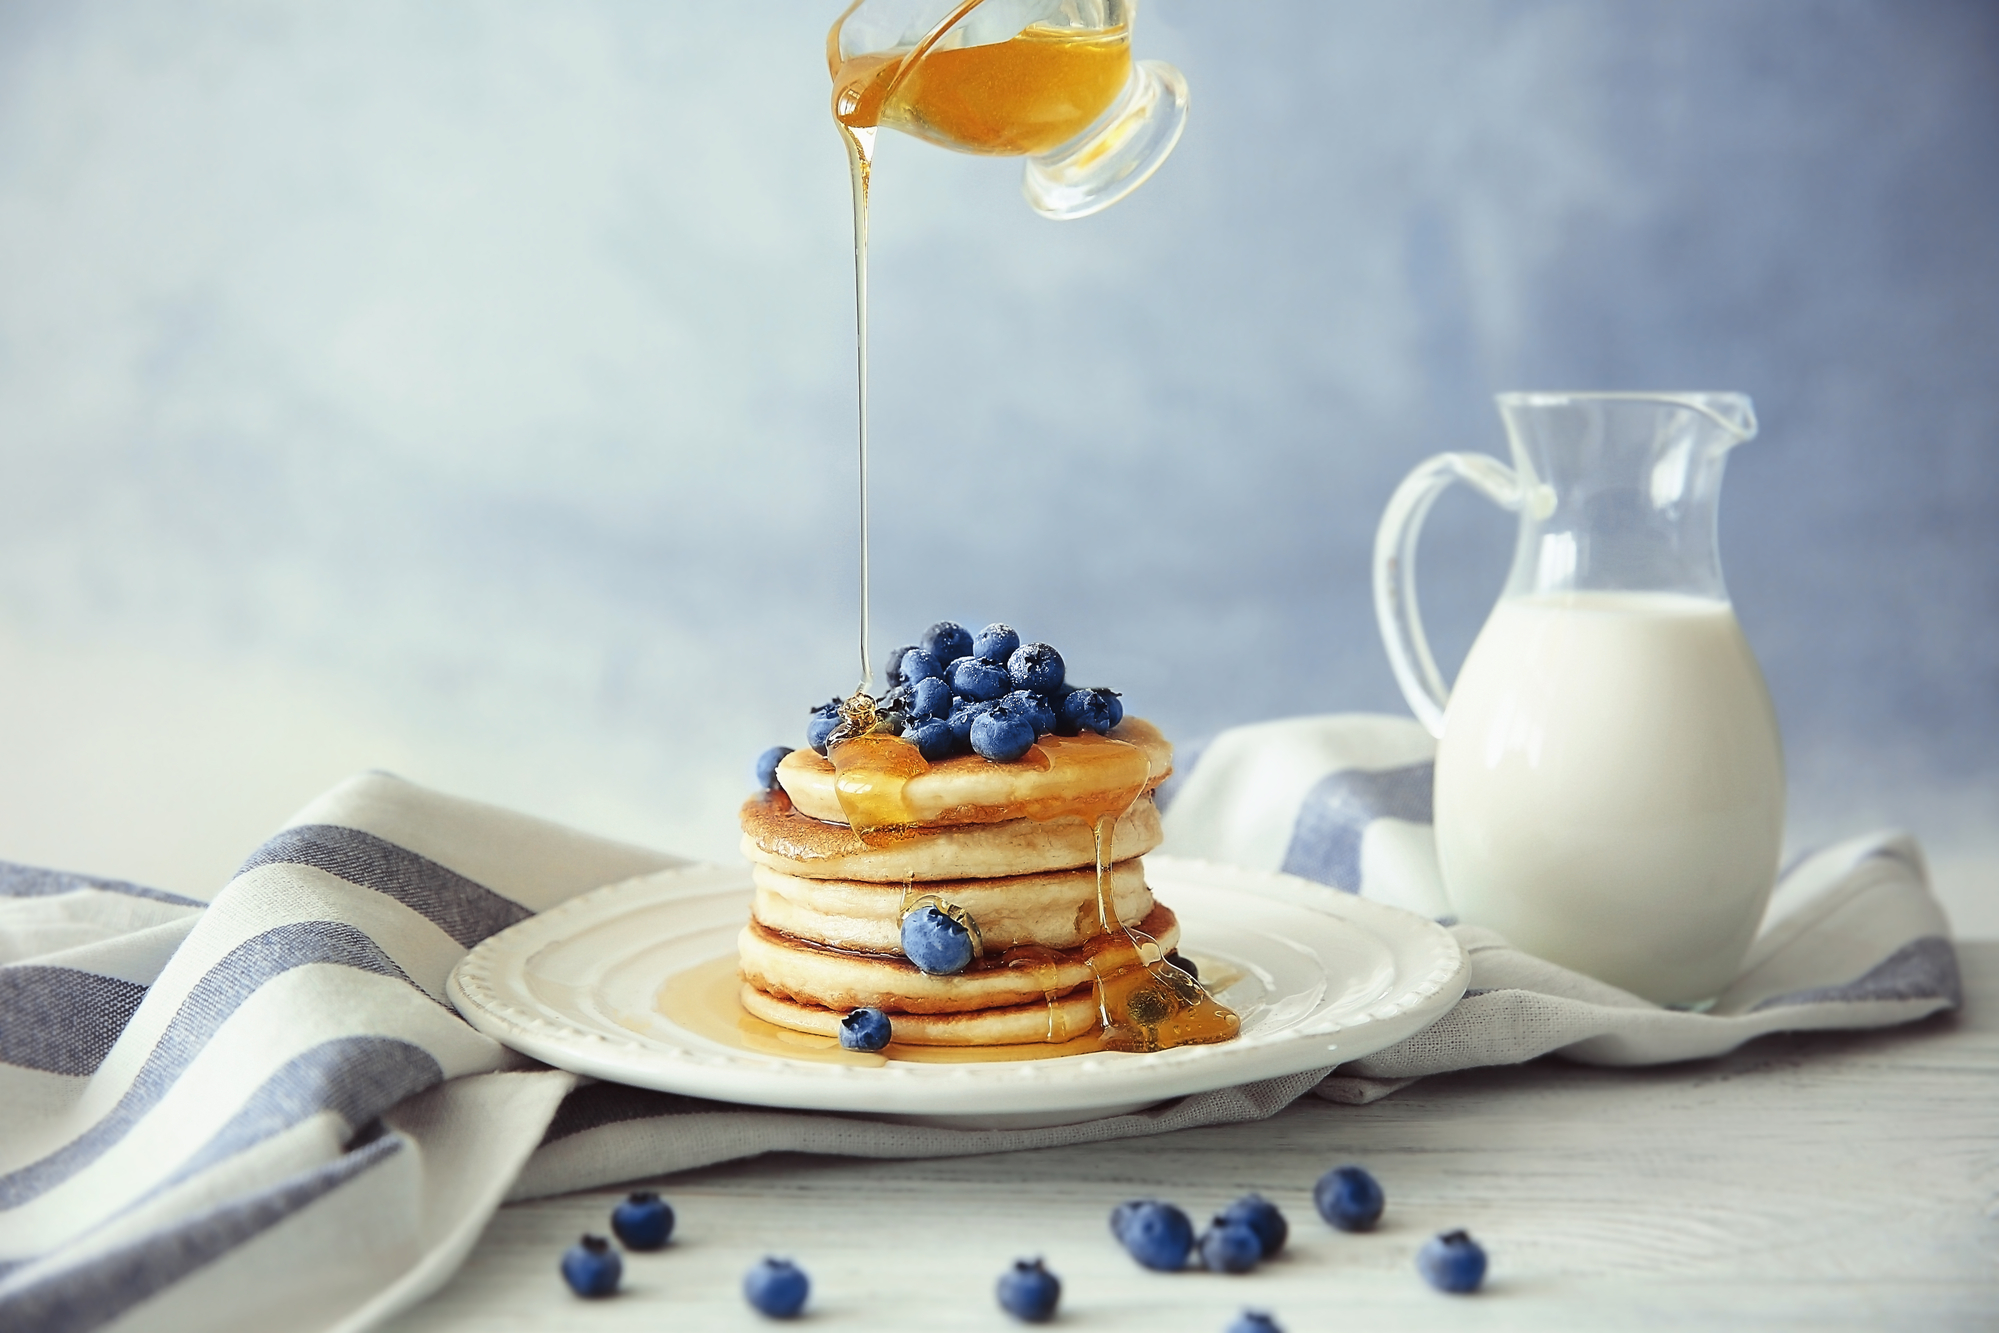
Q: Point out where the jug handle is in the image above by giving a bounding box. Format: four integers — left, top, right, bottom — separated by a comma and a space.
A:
1371, 452, 1536, 739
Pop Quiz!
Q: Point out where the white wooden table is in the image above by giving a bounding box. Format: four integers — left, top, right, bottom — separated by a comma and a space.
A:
388, 942, 1998, 1331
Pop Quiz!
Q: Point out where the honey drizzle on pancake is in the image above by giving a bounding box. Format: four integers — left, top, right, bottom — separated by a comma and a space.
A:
1082, 813, 1240, 1052
816, 719, 1235, 1051
827, 729, 928, 844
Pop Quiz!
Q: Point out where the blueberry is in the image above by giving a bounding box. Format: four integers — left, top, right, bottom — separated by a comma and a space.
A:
1007, 642, 1065, 693
1111, 1199, 1194, 1272
1165, 951, 1199, 981
898, 647, 944, 685
907, 718, 957, 760
974, 622, 1021, 663
1217, 1194, 1286, 1259
995, 1257, 1061, 1323
947, 698, 996, 746
923, 621, 974, 665
901, 904, 974, 975
950, 656, 1010, 701
753, 746, 792, 792
883, 645, 918, 687
971, 704, 1037, 763
839, 1006, 893, 1052
1225, 1313, 1284, 1333
1416, 1230, 1487, 1294
1001, 689, 1057, 736
743, 1256, 810, 1318
806, 698, 843, 754
1057, 687, 1123, 736
910, 676, 953, 720
559, 1234, 622, 1298
1313, 1165, 1384, 1232
879, 682, 913, 714
610, 1191, 674, 1251
1199, 1219, 1263, 1273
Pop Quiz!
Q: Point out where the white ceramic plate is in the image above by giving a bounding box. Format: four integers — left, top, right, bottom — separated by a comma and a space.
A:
447, 855, 1467, 1127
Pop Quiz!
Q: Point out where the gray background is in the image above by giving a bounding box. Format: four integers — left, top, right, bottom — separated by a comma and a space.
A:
0, 1, 1993, 922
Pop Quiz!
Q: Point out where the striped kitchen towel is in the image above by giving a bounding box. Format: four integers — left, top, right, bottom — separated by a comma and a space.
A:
0, 717, 1962, 1332
0, 775, 679, 1333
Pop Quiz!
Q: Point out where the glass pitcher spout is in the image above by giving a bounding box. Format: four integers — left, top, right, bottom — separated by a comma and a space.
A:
1495, 391, 1757, 603
1373, 391, 1759, 737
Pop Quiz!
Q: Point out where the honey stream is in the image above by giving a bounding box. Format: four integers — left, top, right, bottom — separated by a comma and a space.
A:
765, 5, 1235, 1058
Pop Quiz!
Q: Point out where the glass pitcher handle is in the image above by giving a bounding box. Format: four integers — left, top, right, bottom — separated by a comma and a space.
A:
1371, 452, 1534, 739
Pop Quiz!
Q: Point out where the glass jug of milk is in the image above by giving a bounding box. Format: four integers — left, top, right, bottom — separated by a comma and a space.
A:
1373, 392, 1784, 1005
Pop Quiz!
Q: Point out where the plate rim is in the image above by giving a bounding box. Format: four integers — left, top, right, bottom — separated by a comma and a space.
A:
447, 855, 1467, 1117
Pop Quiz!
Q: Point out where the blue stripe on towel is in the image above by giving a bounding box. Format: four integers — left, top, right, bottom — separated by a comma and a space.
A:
1751, 936, 1964, 1012
237, 826, 531, 948
164, 1037, 441, 1190
0, 1136, 404, 1333
0, 969, 148, 1076
0, 862, 205, 908
0, 922, 430, 1210
1279, 762, 1434, 892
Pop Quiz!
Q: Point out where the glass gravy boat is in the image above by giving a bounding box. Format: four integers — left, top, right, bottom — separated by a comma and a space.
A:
829, 0, 1188, 219
1373, 392, 1786, 1004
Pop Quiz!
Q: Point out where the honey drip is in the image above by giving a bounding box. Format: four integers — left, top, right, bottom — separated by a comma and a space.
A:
818, 6, 1234, 1055
827, 730, 928, 845
1081, 812, 1240, 1052
829, 3, 1132, 697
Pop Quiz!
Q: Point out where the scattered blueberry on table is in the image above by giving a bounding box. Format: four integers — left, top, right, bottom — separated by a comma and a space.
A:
1217, 1193, 1287, 1259
995, 1257, 1062, 1323
753, 747, 792, 793
1224, 1311, 1285, 1333
1111, 1198, 1195, 1271
559, 1234, 622, 1298
839, 1006, 893, 1052
1417, 1229, 1488, 1293
1314, 1164, 1385, 1232
609, 1191, 674, 1251
901, 904, 975, 975
743, 1257, 811, 1318
1198, 1217, 1263, 1273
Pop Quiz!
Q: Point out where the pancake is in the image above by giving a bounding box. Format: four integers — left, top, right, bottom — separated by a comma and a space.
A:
776, 718, 1172, 828
737, 903, 1181, 1014
739, 791, 1164, 881
740, 982, 1103, 1046
750, 859, 1152, 954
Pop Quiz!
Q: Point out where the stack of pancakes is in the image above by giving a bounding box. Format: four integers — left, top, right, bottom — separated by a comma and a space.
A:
737, 718, 1178, 1046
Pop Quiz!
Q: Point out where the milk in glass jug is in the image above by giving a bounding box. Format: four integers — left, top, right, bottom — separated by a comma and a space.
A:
1373, 392, 1785, 1005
